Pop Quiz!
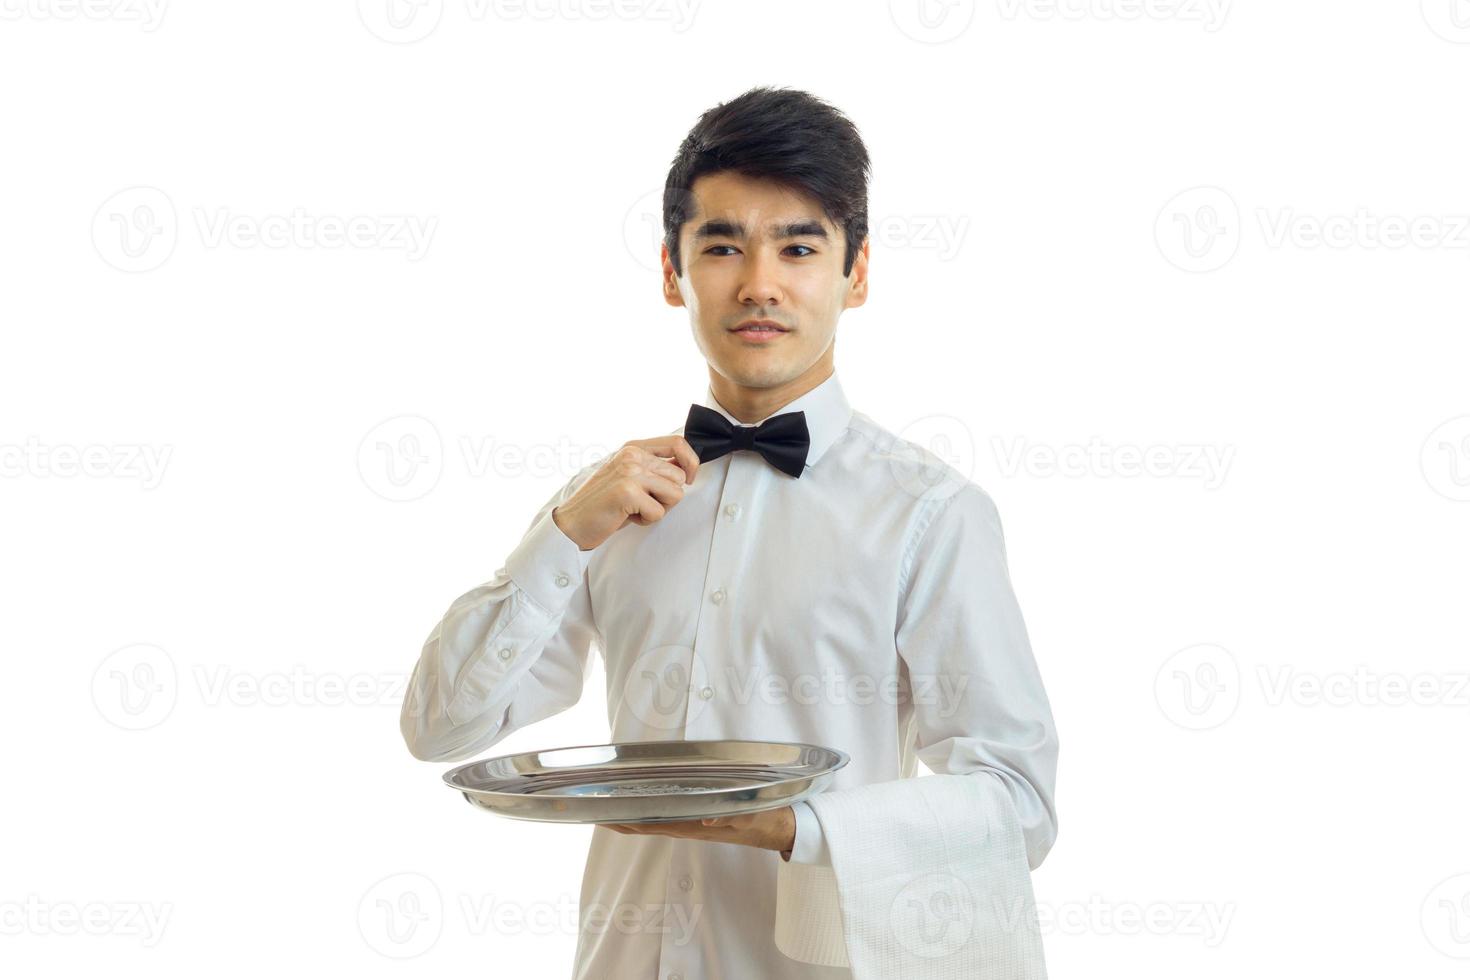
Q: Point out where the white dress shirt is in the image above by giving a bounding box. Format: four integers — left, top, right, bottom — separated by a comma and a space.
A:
401, 370, 1059, 979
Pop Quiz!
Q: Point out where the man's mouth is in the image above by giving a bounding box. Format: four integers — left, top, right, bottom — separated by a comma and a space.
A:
730, 319, 791, 339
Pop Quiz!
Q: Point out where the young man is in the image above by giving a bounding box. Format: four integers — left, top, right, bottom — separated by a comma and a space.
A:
401, 86, 1059, 979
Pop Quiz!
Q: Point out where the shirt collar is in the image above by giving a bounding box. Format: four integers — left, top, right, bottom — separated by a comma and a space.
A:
700, 370, 853, 471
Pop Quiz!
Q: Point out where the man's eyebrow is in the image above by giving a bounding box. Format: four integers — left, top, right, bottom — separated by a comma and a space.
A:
691, 219, 830, 241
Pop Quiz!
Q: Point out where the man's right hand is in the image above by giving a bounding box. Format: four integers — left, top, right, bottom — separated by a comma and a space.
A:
551, 436, 702, 551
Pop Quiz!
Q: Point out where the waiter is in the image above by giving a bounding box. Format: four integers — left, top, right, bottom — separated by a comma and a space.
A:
401, 85, 1059, 979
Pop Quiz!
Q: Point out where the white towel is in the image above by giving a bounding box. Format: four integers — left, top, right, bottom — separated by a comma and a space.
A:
774, 772, 1047, 978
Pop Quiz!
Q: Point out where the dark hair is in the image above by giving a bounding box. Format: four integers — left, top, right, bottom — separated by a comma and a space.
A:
662, 86, 871, 279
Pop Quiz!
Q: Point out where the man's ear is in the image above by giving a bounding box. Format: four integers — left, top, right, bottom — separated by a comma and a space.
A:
843, 237, 870, 309
662, 242, 685, 308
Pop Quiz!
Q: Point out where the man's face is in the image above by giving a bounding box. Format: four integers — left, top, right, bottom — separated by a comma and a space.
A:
662, 171, 868, 392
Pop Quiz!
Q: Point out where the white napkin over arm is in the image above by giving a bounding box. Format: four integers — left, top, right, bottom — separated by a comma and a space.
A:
775, 484, 1059, 977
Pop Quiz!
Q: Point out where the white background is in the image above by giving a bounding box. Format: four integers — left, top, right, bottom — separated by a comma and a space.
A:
3, 0, 1468, 976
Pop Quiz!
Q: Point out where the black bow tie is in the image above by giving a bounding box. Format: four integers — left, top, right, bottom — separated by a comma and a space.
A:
683, 404, 810, 479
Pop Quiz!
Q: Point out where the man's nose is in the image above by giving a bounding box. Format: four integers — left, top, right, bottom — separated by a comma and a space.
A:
737, 247, 784, 307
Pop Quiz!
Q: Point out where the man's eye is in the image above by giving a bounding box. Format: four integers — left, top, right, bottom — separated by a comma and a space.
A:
705, 245, 815, 257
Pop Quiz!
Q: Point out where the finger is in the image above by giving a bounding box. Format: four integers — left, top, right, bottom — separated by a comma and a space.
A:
636, 470, 686, 511
631, 436, 700, 485
645, 457, 689, 487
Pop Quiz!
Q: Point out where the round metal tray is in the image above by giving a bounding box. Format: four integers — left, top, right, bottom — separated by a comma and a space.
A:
442, 738, 848, 824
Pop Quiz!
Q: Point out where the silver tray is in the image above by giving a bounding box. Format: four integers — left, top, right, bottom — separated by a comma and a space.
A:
442, 738, 848, 824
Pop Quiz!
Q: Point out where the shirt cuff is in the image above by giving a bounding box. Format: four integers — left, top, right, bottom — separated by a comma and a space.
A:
502, 506, 594, 614
783, 800, 831, 865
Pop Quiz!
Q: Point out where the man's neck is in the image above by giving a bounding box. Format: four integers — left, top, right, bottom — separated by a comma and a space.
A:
709, 357, 835, 424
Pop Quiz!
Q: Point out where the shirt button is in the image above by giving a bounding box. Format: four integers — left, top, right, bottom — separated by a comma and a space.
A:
710, 589, 725, 605
724, 503, 740, 519
497, 647, 514, 662
554, 572, 571, 588
699, 686, 714, 700
678, 874, 693, 891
